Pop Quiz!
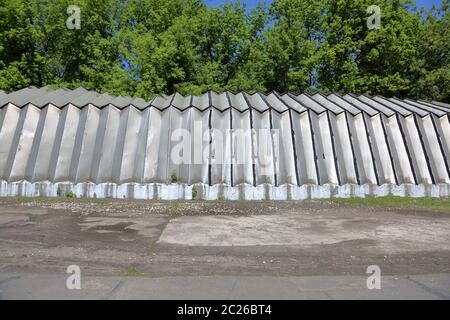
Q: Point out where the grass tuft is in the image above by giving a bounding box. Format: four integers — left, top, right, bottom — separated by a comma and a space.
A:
331, 196, 450, 213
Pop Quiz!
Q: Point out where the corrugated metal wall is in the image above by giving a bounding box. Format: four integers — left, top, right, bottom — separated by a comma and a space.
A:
0, 86, 449, 200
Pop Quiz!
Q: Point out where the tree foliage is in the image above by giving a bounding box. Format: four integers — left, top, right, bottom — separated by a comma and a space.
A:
0, 0, 448, 102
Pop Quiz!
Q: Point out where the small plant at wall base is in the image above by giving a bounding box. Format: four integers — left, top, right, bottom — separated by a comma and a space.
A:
65, 191, 75, 198
170, 171, 178, 183
192, 185, 198, 199
57, 185, 62, 197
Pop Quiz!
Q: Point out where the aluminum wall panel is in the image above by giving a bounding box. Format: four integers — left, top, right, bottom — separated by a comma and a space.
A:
4, 105, 41, 181
383, 115, 415, 184
400, 115, 433, 184
328, 112, 358, 184
144, 108, 171, 183
231, 109, 253, 185
93, 105, 121, 183
210, 108, 232, 185
114, 106, 143, 183
365, 114, 396, 185
252, 110, 275, 185
0, 87, 448, 199
290, 111, 318, 185
347, 113, 377, 184
133, 108, 151, 183
26, 105, 61, 182
167, 108, 191, 184
187, 108, 210, 185
416, 115, 449, 183
70, 105, 101, 183
0, 104, 21, 179
48, 105, 81, 182
271, 110, 297, 185
309, 112, 339, 185
435, 115, 450, 172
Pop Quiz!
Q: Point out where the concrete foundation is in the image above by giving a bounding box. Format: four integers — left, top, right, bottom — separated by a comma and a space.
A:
1, 181, 449, 200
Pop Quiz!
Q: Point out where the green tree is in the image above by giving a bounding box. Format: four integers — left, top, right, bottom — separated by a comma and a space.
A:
0, 0, 448, 102
412, 1, 449, 102
32, 0, 125, 92
190, 1, 268, 93
317, 0, 421, 97
121, 0, 267, 97
0, 0, 126, 94
0, 0, 39, 90
120, 0, 204, 98
254, 0, 326, 93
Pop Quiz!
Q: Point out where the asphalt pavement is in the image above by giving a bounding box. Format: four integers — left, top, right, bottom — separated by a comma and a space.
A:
1, 273, 449, 300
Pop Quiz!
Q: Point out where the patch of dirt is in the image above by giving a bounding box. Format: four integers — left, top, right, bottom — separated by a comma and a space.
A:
0, 199, 449, 277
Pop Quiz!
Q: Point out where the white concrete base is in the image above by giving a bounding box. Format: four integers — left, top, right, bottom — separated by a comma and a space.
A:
0, 180, 449, 200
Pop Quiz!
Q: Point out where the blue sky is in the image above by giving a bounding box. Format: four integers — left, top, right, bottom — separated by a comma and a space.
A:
205, 0, 443, 11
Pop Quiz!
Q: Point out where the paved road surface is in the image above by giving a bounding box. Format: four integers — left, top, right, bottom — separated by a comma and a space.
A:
1, 273, 449, 300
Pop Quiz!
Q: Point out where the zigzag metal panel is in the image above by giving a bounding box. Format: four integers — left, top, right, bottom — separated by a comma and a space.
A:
0, 86, 449, 200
